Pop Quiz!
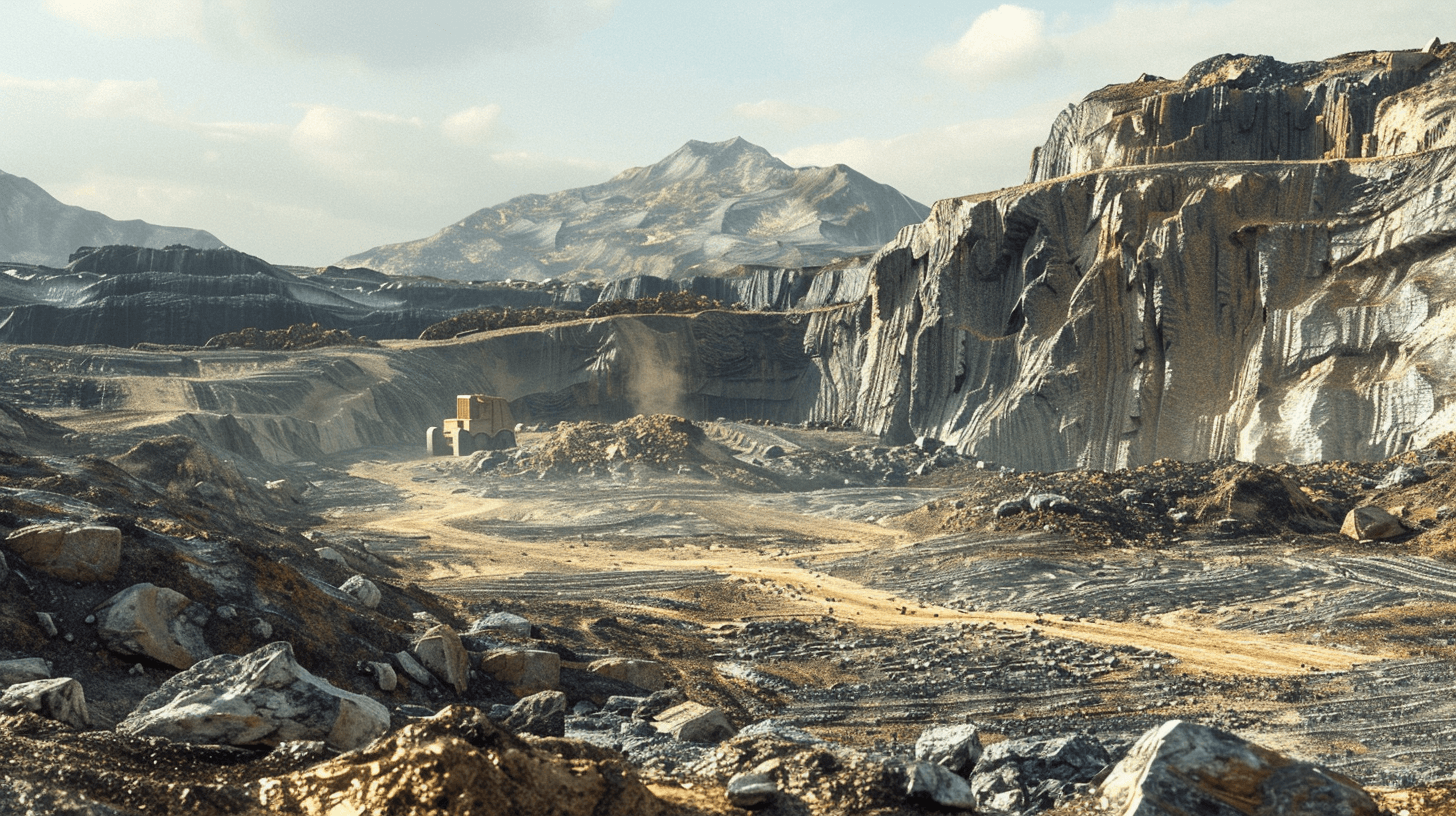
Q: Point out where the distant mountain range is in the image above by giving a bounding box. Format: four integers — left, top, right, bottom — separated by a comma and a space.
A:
0, 170, 225, 267
338, 137, 930, 281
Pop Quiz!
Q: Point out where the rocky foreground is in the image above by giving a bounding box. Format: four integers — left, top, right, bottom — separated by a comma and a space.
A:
0, 405, 1455, 814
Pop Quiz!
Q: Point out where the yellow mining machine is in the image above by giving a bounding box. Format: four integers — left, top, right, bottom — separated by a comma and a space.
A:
427, 394, 517, 456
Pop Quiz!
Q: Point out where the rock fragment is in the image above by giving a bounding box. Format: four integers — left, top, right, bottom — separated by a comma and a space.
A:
118, 641, 389, 752
469, 611, 532, 638
0, 677, 90, 729
413, 624, 469, 693
1378, 464, 1429, 489
588, 657, 667, 691
652, 701, 735, 743
339, 575, 381, 609
392, 650, 435, 687
904, 760, 976, 810
0, 658, 51, 687
4, 523, 120, 582
726, 765, 779, 809
94, 583, 211, 670
502, 690, 567, 737
915, 723, 982, 774
364, 661, 397, 692
480, 648, 560, 697
1098, 719, 1377, 815
1341, 506, 1406, 541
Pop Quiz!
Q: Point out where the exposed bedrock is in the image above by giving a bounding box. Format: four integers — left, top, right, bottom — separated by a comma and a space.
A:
850, 145, 1456, 470
1028, 46, 1456, 182
0, 309, 860, 462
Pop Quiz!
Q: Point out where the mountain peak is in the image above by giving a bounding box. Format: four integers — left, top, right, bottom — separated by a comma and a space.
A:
620, 137, 791, 187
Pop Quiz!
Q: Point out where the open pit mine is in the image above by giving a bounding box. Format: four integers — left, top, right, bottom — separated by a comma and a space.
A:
6, 42, 1456, 816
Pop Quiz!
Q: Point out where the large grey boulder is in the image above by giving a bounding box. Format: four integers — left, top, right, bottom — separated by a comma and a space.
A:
94, 583, 211, 670
0, 677, 90, 729
970, 732, 1109, 813
480, 648, 559, 697
339, 575, 381, 609
904, 761, 976, 810
502, 690, 567, 738
587, 657, 667, 691
412, 624, 469, 693
0, 657, 51, 687
915, 723, 982, 774
652, 701, 735, 743
469, 611, 532, 638
118, 641, 389, 752
1099, 720, 1377, 816
4, 523, 120, 582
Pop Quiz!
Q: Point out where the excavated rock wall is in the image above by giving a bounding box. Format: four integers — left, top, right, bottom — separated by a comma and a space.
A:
849, 146, 1456, 469
1028, 47, 1455, 183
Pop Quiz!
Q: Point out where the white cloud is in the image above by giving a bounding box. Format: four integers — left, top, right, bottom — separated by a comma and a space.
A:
925, 5, 1060, 85
441, 105, 502, 146
44, 0, 618, 69
731, 99, 841, 132
288, 105, 426, 180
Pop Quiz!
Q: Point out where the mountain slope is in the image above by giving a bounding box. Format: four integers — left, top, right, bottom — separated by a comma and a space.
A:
338, 137, 929, 281
0, 170, 226, 267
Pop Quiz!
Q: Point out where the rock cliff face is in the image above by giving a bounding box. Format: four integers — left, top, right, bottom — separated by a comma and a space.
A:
0, 171, 225, 267
338, 137, 928, 282
852, 45, 1456, 469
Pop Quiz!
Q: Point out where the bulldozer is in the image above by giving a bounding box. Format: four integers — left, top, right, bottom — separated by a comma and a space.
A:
427, 395, 517, 456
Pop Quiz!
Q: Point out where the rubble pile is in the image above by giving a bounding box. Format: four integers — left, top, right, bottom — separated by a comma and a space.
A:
584, 291, 727, 319
202, 323, 379, 351
526, 415, 710, 474
417, 306, 585, 340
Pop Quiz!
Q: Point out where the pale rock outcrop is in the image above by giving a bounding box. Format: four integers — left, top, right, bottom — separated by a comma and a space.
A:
4, 523, 120, 582
502, 690, 567, 738
469, 611, 532, 638
0, 658, 51, 687
914, 723, 982, 774
904, 761, 976, 811
338, 575, 381, 609
118, 641, 389, 752
652, 701, 736, 743
480, 648, 560, 697
412, 624, 469, 693
1098, 720, 1377, 815
587, 657, 668, 691
94, 583, 211, 670
0, 677, 90, 729
1341, 506, 1406, 541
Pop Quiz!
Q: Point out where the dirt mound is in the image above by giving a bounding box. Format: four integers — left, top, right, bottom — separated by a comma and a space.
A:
0, 399, 73, 455
264, 706, 675, 816
418, 307, 585, 340
203, 322, 379, 350
527, 415, 713, 474
1190, 463, 1334, 532
109, 435, 297, 523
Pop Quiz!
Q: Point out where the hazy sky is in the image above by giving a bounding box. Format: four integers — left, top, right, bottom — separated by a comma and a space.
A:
1, 1, 1446, 265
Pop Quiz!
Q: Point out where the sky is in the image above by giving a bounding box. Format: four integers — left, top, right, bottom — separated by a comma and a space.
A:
0, 1, 1447, 266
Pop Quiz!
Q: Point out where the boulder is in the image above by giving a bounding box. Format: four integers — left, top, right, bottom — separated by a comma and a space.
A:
502, 690, 567, 738
0, 657, 52, 687
480, 648, 560, 697
469, 611, 532, 638
915, 723, 982, 774
391, 650, 435, 687
315, 546, 347, 565
365, 661, 397, 692
1027, 493, 1078, 513
1099, 720, 1378, 816
1341, 506, 1406, 541
413, 624, 469, 693
94, 583, 211, 670
587, 657, 668, 691
994, 498, 1027, 517
727, 765, 780, 809
4, 523, 120, 582
652, 701, 735, 743
970, 733, 1109, 812
0, 677, 90, 729
904, 761, 976, 810
118, 641, 390, 752
339, 575, 381, 609
1378, 465, 1429, 489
